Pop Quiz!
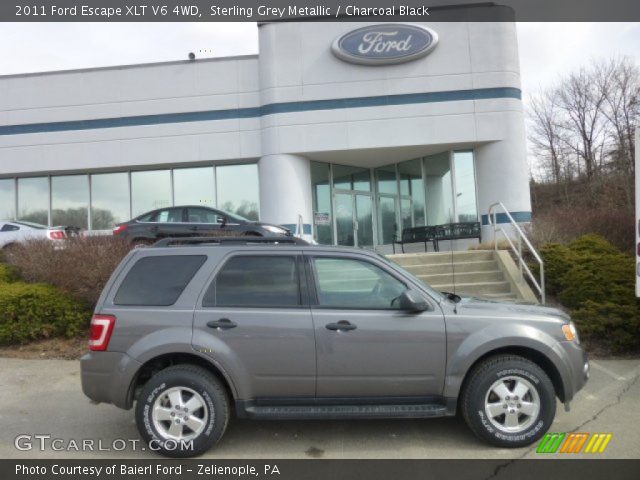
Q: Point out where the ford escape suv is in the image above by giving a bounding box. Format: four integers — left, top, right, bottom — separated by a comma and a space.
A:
81, 237, 589, 457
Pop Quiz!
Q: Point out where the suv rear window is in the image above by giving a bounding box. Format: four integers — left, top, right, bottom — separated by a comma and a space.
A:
203, 256, 300, 307
114, 255, 207, 306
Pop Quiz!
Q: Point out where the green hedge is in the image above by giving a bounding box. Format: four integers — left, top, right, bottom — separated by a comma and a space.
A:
0, 265, 90, 345
541, 235, 640, 353
0, 263, 16, 283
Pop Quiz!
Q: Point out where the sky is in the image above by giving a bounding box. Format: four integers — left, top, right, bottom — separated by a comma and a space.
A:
1, 22, 639, 95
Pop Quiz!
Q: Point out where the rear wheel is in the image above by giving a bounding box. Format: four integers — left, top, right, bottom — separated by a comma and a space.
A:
461, 355, 556, 447
135, 364, 229, 457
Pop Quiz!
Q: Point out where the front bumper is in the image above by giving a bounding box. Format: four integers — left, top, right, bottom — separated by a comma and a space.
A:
558, 340, 589, 402
80, 351, 142, 410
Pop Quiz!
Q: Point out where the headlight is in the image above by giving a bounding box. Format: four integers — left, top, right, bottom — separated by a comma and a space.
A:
263, 225, 288, 235
562, 322, 580, 344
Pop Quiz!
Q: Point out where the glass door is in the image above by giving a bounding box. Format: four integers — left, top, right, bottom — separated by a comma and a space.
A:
401, 197, 413, 231
378, 195, 398, 245
334, 192, 374, 248
355, 194, 374, 247
335, 193, 355, 246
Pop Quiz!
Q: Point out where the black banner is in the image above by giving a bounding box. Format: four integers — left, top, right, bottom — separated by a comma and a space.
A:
1, 0, 640, 22
3, 460, 640, 480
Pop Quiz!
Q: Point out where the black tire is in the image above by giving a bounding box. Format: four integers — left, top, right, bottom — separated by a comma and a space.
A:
135, 364, 229, 458
461, 355, 556, 448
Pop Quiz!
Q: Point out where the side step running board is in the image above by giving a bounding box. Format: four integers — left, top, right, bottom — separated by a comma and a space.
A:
243, 403, 448, 420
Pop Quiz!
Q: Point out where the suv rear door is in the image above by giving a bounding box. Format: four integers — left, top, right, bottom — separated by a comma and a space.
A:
192, 251, 316, 399
305, 252, 447, 398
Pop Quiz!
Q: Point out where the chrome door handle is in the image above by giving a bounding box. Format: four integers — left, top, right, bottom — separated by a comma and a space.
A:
206, 318, 237, 330
325, 320, 357, 332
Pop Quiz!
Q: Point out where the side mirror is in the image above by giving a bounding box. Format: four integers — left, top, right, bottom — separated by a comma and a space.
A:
398, 289, 430, 312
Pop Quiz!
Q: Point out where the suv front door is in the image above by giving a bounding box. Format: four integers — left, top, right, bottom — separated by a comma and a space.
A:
192, 252, 315, 399
306, 253, 447, 398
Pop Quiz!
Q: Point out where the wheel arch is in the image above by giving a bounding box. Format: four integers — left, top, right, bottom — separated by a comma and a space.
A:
127, 351, 238, 409
457, 346, 566, 404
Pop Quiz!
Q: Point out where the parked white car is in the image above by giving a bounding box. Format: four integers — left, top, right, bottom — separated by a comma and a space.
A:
0, 220, 78, 249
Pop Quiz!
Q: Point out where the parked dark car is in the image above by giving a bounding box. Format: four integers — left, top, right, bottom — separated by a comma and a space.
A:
112, 206, 291, 245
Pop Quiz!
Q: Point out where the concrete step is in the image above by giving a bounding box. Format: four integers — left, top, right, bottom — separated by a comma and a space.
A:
482, 292, 519, 300
418, 270, 504, 285
389, 250, 495, 266
404, 260, 498, 275
429, 280, 512, 296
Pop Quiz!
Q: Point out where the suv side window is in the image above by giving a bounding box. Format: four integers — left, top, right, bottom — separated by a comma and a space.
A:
114, 255, 207, 306
203, 255, 300, 307
187, 208, 221, 224
1, 224, 19, 232
312, 257, 407, 310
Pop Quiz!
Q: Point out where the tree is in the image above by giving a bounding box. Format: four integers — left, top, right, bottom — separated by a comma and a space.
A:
556, 64, 610, 180
599, 57, 640, 176
528, 89, 567, 183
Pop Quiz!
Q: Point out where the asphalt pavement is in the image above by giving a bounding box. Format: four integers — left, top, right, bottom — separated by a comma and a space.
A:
0, 357, 638, 459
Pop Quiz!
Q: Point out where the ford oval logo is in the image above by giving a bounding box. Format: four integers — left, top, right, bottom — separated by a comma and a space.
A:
332, 24, 438, 66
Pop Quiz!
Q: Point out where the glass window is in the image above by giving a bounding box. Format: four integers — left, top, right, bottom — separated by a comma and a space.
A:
424, 152, 454, 226
114, 255, 207, 306
333, 164, 371, 191
17, 177, 49, 226
216, 164, 259, 221
311, 162, 333, 245
174, 167, 215, 207
51, 175, 89, 229
91, 173, 130, 229
398, 158, 426, 227
454, 151, 478, 223
313, 257, 406, 309
377, 196, 397, 245
375, 165, 397, 195
156, 208, 184, 223
131, 170, 171, 217
187, 207, 221, 224
0, 179, 15, 220
1, 224, 19, 232
204, 256, 300, 307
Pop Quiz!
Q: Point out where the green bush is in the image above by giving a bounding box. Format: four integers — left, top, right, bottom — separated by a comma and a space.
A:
542, 234, 640, 353
0, 263, 17, 283
0, 281, 90, 345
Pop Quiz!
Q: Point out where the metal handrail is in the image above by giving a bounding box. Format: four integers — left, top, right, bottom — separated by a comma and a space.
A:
487, 202, 545, 304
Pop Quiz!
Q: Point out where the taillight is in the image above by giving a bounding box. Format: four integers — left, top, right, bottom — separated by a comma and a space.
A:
89, 314, 116, 351
48, 230, 66, 240
113, 224, 128, 235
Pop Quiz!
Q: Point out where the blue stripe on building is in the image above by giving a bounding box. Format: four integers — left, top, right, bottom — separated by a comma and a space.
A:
0, 87, 521, 136
481, 211, 532, 226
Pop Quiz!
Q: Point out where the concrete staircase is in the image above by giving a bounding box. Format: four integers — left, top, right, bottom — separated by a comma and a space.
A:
387, 250, 538, 303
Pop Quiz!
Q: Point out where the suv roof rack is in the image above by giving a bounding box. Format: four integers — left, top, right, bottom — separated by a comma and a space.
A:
152, 236, 310, 247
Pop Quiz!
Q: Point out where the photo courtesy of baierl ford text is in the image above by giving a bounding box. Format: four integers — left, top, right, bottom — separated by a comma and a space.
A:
0, 1, 639, 480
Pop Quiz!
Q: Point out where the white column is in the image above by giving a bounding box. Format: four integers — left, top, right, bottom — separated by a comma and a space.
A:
474, 113, 532, 240
258, 153, 313, 237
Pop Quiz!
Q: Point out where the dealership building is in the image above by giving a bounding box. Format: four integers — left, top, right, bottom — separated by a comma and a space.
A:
0, 19, 531, 249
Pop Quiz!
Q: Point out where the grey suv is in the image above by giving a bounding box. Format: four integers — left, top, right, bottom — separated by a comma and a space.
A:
81, 237, 589, 457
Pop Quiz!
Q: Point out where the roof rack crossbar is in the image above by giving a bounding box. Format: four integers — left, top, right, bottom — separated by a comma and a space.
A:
152, 236, 309, 247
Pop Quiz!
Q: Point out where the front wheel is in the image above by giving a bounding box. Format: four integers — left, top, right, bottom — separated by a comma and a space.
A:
135, 364, 229, 457
461, 355, 556, 447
